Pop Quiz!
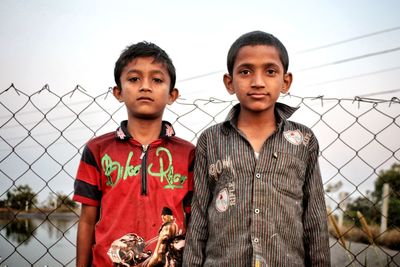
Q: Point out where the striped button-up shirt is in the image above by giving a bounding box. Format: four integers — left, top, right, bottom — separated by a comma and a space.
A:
183, 103, 330, 267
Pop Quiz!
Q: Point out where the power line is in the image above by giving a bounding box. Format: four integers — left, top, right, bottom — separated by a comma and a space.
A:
357, 88, 400, 98
175, 26, 400, 82
295, 26, 400, 54
297, 46, 400, 72
177, 45, 400, 82
303, 66, 400, 88
178, 70, 223, 83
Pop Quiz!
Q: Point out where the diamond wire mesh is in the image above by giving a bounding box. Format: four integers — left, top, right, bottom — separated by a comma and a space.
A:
0, 84, 399, 266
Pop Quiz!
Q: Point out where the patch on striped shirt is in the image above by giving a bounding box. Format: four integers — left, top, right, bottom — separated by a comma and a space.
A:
283, 130, 303, 145
215, 188, 229, 212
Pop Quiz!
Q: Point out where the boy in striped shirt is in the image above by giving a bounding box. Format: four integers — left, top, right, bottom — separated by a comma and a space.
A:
183, 31, 330, 266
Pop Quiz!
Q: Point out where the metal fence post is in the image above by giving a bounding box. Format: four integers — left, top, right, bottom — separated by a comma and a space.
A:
380, 183, 389, 235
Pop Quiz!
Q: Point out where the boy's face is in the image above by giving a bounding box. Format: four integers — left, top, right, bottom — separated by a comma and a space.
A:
224, 45, 292, 115
113, 56, 178, 120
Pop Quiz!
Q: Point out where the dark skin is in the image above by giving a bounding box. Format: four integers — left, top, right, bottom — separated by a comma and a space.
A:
223, 45, 292, 152
76, 204, 98, 267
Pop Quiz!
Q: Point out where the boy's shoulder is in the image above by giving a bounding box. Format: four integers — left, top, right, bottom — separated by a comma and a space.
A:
196, 122, 228, 144
202, 121, 226, 134
168, 135, 195, 149
84, 131, 195, 150
284, 119, 314, 133
85, 131, 117, 147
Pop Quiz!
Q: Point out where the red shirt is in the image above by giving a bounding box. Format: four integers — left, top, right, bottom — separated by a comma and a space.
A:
73, 121, 195, 266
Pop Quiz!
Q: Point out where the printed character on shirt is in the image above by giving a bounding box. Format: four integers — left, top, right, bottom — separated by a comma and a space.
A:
108, 207, 186, 266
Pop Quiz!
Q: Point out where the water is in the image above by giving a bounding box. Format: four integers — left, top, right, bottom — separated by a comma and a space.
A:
0, 215, 78, 267
2, 215, 399, 266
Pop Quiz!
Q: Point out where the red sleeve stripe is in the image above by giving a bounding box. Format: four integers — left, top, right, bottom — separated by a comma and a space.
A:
72, 194, 99, 206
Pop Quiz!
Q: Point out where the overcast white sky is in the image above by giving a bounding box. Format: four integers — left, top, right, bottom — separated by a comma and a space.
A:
1, 0, 400, 100
0, 1, 399, 203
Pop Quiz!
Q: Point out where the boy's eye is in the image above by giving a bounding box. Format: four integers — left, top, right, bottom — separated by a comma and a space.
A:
153, 78, 163, 83
239, 70, 251, 75
128, 77, 139, 82
266, 69, 277, 75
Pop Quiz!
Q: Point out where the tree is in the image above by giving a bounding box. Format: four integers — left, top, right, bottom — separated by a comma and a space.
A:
57, 193, 78, 210
345, 191, 380, 226
373, 163, 400, 227
0, 198, 6, 208
6, 185, 38, 211
48, 192, 78, 211
346, 163, 400, 228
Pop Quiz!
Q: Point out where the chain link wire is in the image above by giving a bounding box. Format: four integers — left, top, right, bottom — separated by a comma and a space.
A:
0, 84, 399, 266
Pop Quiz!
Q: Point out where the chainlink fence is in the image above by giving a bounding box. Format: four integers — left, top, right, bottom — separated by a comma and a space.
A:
0, 84, 399, 266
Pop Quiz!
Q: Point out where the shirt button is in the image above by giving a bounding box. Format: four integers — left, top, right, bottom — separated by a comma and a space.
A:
253, 238, 259, 243
255, 173, 261, 179
255, 209, 260, 214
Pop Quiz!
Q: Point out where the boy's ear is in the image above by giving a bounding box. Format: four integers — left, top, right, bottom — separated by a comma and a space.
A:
281, 72, 293, 94
223, 73, 235, 95
168, 88, 179, 105
113, 86, 123, 102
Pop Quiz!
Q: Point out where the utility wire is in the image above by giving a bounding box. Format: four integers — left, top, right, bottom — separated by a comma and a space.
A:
303, 66, 400, 87
358, 88, 400, 97
173, 26, 400, 82
178, 70, 223, 83
294, 26, 400, 54
296, 46, 400, 72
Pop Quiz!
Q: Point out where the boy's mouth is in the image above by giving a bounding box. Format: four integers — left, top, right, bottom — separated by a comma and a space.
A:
137, 96, 154, 101
248, 92, 268, 98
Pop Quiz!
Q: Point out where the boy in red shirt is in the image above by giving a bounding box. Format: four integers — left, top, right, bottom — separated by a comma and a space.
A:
73, 41, 195, 266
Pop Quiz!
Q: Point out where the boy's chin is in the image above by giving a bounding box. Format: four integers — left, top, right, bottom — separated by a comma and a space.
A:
133, 111, 164, 120
241, 103, 275, 113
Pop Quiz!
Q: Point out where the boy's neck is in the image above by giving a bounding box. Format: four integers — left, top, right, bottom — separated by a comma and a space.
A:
237, 104, 277, 127
237, 107, 277, 153
127, 117, 163, 145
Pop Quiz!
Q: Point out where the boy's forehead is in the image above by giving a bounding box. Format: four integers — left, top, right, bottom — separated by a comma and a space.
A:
124, 56, 168, 73
234, 45, 282, 67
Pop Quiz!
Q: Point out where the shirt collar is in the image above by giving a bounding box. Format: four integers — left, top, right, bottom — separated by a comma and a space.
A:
115, 120, 176, 141
222, 102, 299, 134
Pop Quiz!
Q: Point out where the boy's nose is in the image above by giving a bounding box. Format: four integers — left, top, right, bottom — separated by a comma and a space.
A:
140, 79, 152, 92
251, 74, 265, 88
140, 86, 152, 92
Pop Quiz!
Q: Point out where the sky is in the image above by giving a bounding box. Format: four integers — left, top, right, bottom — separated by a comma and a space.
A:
0, 0, 400, 204
1, 0, 400, 99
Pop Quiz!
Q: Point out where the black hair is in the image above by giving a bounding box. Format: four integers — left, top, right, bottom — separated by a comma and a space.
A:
114, 41, 176, 91
162, 207, 173, 216
227, 31, 289, 75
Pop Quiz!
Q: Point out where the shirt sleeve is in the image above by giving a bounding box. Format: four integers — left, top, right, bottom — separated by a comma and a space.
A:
182, 132, 211, 266
73, 145, 102, 206
303, 134, 331, 266
183, 146, 196, 226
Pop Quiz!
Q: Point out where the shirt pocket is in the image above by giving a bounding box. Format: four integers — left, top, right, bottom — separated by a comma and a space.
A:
270, 152, 306, 200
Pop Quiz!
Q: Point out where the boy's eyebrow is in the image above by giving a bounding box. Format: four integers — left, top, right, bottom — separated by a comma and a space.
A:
125, 69, 167, 76
236, 63, 254, 69
236, 62, 281, 69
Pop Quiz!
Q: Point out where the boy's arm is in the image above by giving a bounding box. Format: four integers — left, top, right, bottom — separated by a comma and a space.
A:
183, 147, 196, 227
303, 136, 331, 266
183, 134, 211, 266
76, 204, 98, 267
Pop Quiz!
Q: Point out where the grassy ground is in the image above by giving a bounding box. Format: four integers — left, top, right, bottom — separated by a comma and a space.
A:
329, 222, 400, 251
